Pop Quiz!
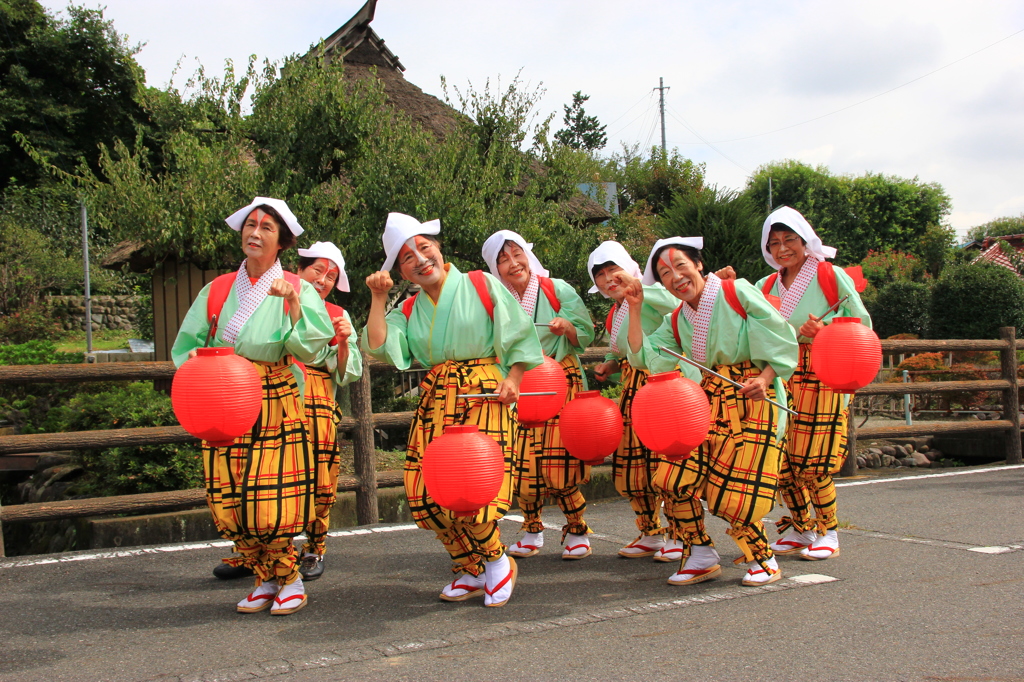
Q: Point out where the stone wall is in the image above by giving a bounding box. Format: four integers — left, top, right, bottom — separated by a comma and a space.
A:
47, 295, 141, 332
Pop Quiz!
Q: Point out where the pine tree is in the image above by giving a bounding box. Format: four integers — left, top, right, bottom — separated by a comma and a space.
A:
554, 91, 607, 151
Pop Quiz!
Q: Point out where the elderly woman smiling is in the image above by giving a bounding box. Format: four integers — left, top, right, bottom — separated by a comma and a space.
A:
171, 197, 333, 616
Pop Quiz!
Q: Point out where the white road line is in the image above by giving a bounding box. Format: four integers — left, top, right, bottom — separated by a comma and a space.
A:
0, 523, 421, 569
836, 464, 1024, 488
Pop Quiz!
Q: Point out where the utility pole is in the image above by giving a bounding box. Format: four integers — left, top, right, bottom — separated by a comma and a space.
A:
81, 201, 94, 362
655, 77, 669, 154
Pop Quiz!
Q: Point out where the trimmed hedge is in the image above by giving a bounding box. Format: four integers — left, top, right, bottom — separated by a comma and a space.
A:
929, 263, 1024, 339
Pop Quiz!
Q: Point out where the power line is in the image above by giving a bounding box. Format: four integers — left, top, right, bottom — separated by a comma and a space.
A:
607, 93, 656, 140
603, 91, 655, 129
666, 105, 751, 175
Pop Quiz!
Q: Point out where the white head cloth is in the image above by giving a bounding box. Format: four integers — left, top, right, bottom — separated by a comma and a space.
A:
225, 197, 304, 237
380, 212, 441, 271
481, 230, 549, 280
761, 206, 837, 270
587, 241, 642, 298
297, 241, 350, 292
641, 237, 704, 285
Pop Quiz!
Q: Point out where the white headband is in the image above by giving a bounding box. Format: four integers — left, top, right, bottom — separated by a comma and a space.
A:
761, 206, 837, 270
380, 212, 441, 271
297, 241, 350, 292
641, 237, 704, 285
225, 197, 304, 237
481, 230, 549, 280
586, 241, 642, 298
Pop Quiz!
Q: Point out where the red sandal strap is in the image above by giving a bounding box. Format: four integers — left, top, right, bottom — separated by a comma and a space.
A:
564, 544, 589, 552
449, 581, 480, 592
807, 545, 837, 554
274, 593, 304, 606
512, 543, 539, 551
775, 540, 807, 548
245, 593, 274, 603
485, 570, 513, 596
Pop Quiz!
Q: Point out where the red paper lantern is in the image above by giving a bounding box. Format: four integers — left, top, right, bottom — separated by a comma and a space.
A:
172, 347, 263, 447
631, 372, 711, 460
517, 356, 569, 428
811, 316, 881, 393
559, 390, 624, 463
422, 425, 505, 515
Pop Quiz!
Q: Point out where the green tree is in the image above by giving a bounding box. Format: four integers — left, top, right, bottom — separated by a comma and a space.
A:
554, 91, 607, 151
607, 144, 705, 215
929, 263, 1024, 339
966, 214, 1024, 242
658, 186, 772, 281
866, 280, 931, 339
744, 160, 951, 263
0, 1, 149, 191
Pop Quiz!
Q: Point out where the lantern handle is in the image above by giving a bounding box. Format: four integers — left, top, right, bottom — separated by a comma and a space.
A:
813, 295, 850, 323
656, 346, 797, 416
204, 314, 219, 348
457, 391, 559, 398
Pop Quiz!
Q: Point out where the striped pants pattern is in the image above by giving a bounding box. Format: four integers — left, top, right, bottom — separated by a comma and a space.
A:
405, 358, 517, 577
301, 366, 343, 557
516, 354, 590, 537
777, 344, 847, 536
207, 357, 315, 586
651, 361, 784, 570
613, 359, 669, 537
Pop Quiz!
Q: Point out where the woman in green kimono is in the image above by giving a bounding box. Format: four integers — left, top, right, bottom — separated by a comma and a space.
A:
172, 197, 333, 615
621, 237, 799, 587
481, 229, 596, 560
756, 207, 871, 561
362, 212, 543, 608
587, 241, 683, 561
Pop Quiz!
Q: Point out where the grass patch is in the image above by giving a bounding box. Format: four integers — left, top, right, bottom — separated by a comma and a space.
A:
337, 441, 405, 476
56, 329, 133, 353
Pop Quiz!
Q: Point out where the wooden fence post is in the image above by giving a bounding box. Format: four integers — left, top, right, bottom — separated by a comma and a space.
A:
840, 400, 858, 477
349, 355, 379, 524
999, 327, 1022, 465
0, 498, 5, 557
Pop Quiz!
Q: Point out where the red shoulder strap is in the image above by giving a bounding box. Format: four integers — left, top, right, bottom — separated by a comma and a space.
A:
537, 276, 561, 313
762, 273, 778, 296
282, 271, 302, 316
671, 304, 683, 348
721, 279, 747, 320
468, 270, 494, 321
207, 273, 237, 324
402, 294, 418, 320
817, 261, 839, 307
605, 305, 615, 332
325, 301, 345, 346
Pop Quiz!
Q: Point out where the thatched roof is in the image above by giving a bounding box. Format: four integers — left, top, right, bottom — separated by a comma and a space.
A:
101, 241, 153, 272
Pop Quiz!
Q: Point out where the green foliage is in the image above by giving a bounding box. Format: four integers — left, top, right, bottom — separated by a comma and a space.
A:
0, 218, 84, 313
965, 213, 1024, 242
0, 302, 66, 344
860, 249, 928, 288
0, 1, 149, 192
658, 186, 773, 281
866, 281, 931, 339
917, 223, 957, 279
0, 339, 82, 365
46, 383, 203, 496
929, 263, 1024, 339
744, 160, 951, 263
607, 145, 705, 214
554, 91, 607, 151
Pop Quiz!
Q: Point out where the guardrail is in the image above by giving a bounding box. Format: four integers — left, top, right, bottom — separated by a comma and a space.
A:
1, 331, 1021, 557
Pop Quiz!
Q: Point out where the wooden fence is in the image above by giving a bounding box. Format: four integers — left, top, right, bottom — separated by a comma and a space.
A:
1, 330, 1022, 558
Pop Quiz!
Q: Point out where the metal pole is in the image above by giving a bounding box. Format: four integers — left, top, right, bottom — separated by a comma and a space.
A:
655, 77, 669, 154
80, 201, 93, 359
903, 370, 912, 426
999, 327, 1021, 464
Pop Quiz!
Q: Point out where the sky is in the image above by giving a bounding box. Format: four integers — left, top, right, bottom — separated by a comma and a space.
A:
40, 0, 1024, 237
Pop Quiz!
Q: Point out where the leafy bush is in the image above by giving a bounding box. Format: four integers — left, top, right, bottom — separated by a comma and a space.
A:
860, 249, 928, 288
49, 383, 203, 496
0, 340, 87, 433
890, 353, 991, 411
0, 339, 83, 366
929, 263, 1024, 339
0, 301, 68, 345
867, 281, 931, 339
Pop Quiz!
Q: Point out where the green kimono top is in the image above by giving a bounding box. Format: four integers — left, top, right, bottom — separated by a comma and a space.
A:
361, 264, 544, 375
308, 308, 362, 388
171, 274, 334, 392
628, 277, 799, 384
530, 278, 595, 362
755, 264, 873, 343
605, 284, 679, 363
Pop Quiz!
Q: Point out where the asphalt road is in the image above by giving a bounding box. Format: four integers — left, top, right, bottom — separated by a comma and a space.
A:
1, 464, 1022, 682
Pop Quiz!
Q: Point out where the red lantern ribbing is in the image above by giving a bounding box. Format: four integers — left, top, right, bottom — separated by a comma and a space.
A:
631, 372, 711, 460
811, 316, 882, 393
516, 356, 569, 427
422, 425, 505, 515
559, 390, 624, 464
171, 347, 263, 447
